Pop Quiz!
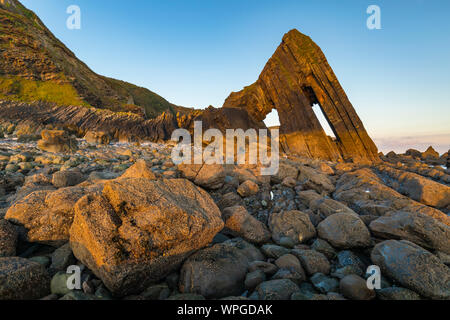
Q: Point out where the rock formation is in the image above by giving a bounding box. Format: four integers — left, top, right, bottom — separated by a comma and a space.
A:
224, 29, 379, 162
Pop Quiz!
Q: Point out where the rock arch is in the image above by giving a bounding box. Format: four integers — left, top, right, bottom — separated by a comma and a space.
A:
223, 29, 379, 163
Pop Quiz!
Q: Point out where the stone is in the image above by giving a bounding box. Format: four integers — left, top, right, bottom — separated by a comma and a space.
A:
0, 257, 50, 300
222, 206, 271, 244
178, 163, 226, 189
369, 211, 450, 254
297, 165, 335, 194
281, 177, 297, 188
310, 239, 337, 260
256, 279, 300, 300
378, 166, 450, 208
223, 29, 379, 162
50, 272, 73, 296
268, 210, 316, 245
334, 168, 450, 226
310, 273, 339, 294
422, 146, 439, 160
0, 219, 17, 257
237, 180, 259, 197
179, 239, 263, 299
216, 192, 243, 210
291, 249, 330, 275
5, 185, 98, 246
317, 213, 371, 249
52, 170, 85, 188
141, 283, 171, 300
248, 261, 278, 276
274, 254, 306, 282
336, 251, 366, 274
37, 130, 78, 153
339, 275, 375, 300
119, 159, 156, 180
371, 240, 450, 299
270, 162, 299, 184
84, 131, 110, 145
70, 178, 224, 296
260, 244, 290, 259
376, 287, 421, 300
49, 243, 76, 273
245, 270, 266, 290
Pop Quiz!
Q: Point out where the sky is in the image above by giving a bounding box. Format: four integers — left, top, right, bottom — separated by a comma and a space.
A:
21, 0, 450, 154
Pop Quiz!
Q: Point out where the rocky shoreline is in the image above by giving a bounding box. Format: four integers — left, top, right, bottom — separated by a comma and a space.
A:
0, 130, 449, 300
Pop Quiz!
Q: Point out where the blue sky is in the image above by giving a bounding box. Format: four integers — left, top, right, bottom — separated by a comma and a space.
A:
21, 0, 450, 153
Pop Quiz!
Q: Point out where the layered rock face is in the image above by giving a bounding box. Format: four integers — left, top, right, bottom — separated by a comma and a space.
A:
223, 29, 379, 163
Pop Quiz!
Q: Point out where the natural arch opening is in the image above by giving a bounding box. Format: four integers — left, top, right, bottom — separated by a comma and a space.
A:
312, 103, 336, 140
263, 108, 280, 129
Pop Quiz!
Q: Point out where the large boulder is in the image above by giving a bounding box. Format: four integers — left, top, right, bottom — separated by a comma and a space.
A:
317, 213, 371, 249
369, 211, 450, 254
5, 185, 101, 246
70, 178, 224, 296
268, 210, 316, 245
371, 240, 450, 299
222, 206, 271, 244
37, 130, 78, 153
179, 238, 263, 299
0, 257, 50, 300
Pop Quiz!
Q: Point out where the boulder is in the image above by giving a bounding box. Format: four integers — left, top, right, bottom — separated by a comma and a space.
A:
237, 180, 259, 197
0, 220, 17, 257
179, 239, 263, 299
371, 240, 450, 299
84, 131, 110, 145
70, 178, 224, 296
0, 257, 50, 300
339, 275, 375, 300
291, 249, 330, 275
119, 159, 156, 180
268, 210, 316, 245
178, 164, 226, 189
5, 185, 100, 246
297, 165, 335, 194
317, 213, 371, 249
222, 206, 271, 244
256, 279, 300, 300
37, 130, 78, 153
52, 170, 85, 188
369, 211, 450, 254
422, 146, 439, 161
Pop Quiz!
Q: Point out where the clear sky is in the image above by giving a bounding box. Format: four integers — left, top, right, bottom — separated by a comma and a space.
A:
21, 0, 450, 153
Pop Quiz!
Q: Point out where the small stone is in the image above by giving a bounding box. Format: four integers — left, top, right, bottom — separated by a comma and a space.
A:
237, 180, 259, 197
310, 273, 339, 294
291, 249, 331, 275
51, 272, 73, 296
256, 279, 300, 300
339, 275, 375, 300
261, 244, 290, 259
245, 270, 266, 290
